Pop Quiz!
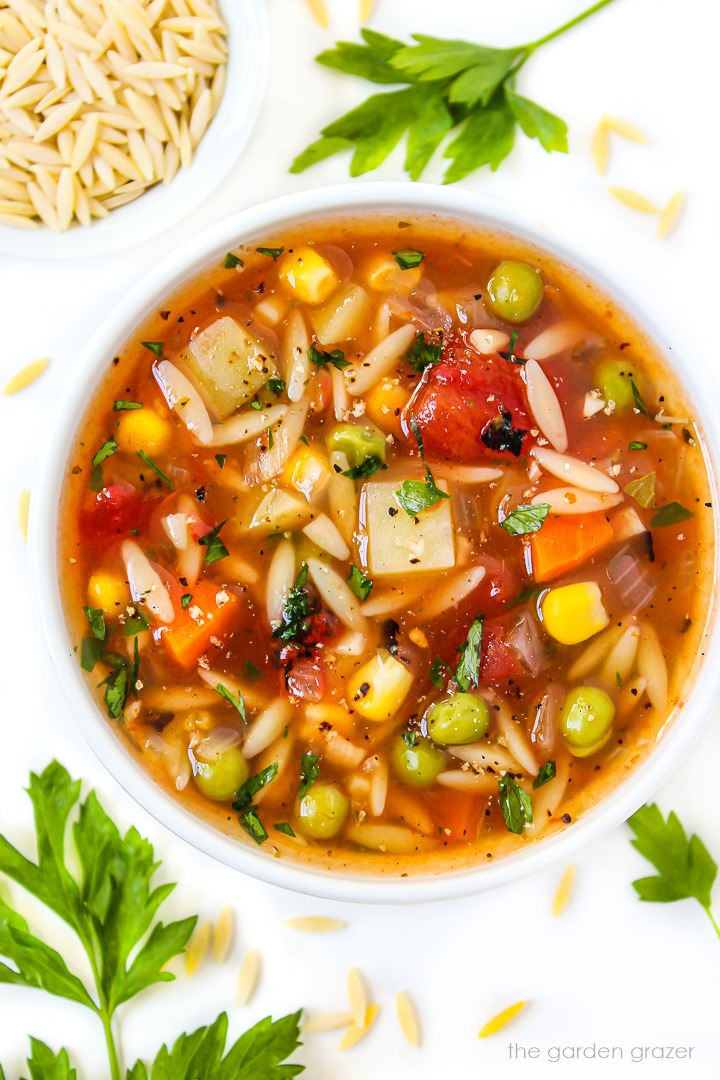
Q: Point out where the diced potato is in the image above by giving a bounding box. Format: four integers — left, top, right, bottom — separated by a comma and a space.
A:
541, 582, 609, 645
88, 572, 130, 618
254, 294, 290, 326
610, 505, 648, 542
363, 253, 423, 294
364, 377, 411, 439
282, 444, 331, 501
249, 487, 313, 536
115, 408, 172, 456
364, 480, 455, 576
184, 316, 276, 419
348, 650, 413, 721
309, 283, 372, 345
278, 246, 338, 305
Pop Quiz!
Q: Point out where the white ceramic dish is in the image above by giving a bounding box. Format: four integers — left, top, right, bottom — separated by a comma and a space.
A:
0, 0, 267, 260
30, 182, 720, 903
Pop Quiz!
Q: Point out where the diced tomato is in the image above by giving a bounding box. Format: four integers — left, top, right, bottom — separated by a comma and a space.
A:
474, 556, 518, 617
406, 331, 533, 461
304, 609, 341, 646
79, 482, 153, 550
310, 369, 332, 414
286, 657, 327, 702
479, 620, 523, 682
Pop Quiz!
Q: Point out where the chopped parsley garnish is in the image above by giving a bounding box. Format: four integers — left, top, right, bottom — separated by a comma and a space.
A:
347, 565, 373, 601
616, 671, 623, 688
267, 426, 274, 450
480, 409, 526, 456
342, 454, 385, 480
454, 614, 483, 691
498, 774, 533, 834
533, 761, 556, 789
255, 246, 284, 259
501, 503, 550, 536
101, 665, 128, 720
249, 400, 263, 410
123, 610, 150, 637
215, 682, 247, 723
499, 328, 523, 364
274, 821, 296, 837
405, 330, 442, 371
91, 438, 117, 467
89, 464, 104, 492
238, 806, 268, 844
82, 605, 106, 640
429, 654, 451, 689
180, 592, 193, 610
224, 252, 244, 268
392, 248, 425, 270
198, 519, 230, 564
402, 731, 418, 747
267, 377, 287, 395
215, 453, 226, 468
629, 441, 648, 451
298, 752, 319, 799
272, 563, 311, 642
113, 399, 143, 411
129, 635, 140, 698
631, 380, 647, 415
308, 342, 350, 371
136, 449, 172, 488
623, 472, 656, 509
233, 763, 279, 810
299, 435, 309, 446
650, 502, 694, 527
395, 413, 449, 516
244, 660, 262, 681
80, 636, 105, 672
141, 341, 164, 357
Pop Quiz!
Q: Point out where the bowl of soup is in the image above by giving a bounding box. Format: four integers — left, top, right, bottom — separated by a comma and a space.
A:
31, 183, 720, 902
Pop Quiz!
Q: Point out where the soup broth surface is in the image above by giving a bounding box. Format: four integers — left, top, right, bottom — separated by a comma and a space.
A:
59, 216, 716, 874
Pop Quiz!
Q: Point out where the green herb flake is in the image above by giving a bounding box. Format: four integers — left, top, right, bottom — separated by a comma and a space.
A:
129, 635, 140, 698
233, 763, 279, 810
429, 654, 450, 689
274, 821, 296, 837
299, 435, 309, 446
629, 441, 648, 451
180, 592, 193, 610
250, 399, 263, 411
80, 636, 105, 672
136, 449, 173, 488
255, 246, 284, 260
267, 377, 287, 395
623, 471, 656, 509
616, 671, 623, 688
273, 563, 311, 643
650, 502, 694, 528
392, 248, 425, 270
308, 342, 350, 371
198, 518, 230, 564
298, 752, 319, 799
533, 760, 556, 789
498, 774, 533, 833
215, 682, 247, 724
402, 731, 418, 747
215, 453, 226, 469
113, 399, 143, 411
499, 328, 523, 364
480, 409, 526, 456
244, 660, 262, 681
102, 665, 128, 720
395, 413, 450, 516
342, 454, 386, 480
501, 502, 550, 536
454, 614, 483, 691
82, 605, 106, 641
508, 584, 542, 608
91, 438, 117, 468
123, 610, 150, 637
238, 805, 268, 844
631, 380, 648, 415
267, 426, 274, 450
224, 251, 244, 268
141, 341, 164, 357
347, 565, 373, 601
405, 330, 442, 372
89, 464, 104, 492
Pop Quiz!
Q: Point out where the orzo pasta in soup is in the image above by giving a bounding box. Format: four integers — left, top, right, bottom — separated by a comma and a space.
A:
59, 217, 715, 874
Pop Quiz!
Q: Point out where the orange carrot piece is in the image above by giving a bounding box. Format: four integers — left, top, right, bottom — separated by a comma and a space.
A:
530, 513, 614, 583
161, 580, 241, 668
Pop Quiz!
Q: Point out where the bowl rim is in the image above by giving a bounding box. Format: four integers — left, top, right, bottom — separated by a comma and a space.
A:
29, 181, 720, 904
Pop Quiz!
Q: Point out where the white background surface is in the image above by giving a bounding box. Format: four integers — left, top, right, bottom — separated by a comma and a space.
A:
1, 1, 719, 1076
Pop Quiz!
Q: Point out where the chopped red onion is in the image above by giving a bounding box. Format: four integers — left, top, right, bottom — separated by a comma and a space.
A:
606, 549, 656, 612
530, 683, 564, 753
508, 611, 545, 677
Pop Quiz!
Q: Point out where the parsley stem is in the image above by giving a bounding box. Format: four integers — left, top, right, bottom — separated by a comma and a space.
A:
100, 1008, 122, 1080
706, 907, 720, 943
525, 0, 617, 51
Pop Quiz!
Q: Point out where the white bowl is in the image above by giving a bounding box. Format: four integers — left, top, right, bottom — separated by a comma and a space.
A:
30, 183, 720, 903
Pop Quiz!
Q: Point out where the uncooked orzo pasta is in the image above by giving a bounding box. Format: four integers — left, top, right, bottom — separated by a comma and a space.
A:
0, 0, 228, 231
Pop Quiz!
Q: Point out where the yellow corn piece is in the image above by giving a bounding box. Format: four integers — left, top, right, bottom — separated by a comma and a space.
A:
278, 245, 337, 305
602, 114, 649, 143
364, 252, 423, 294
478, 1000, 526, 1039
185, 919, 211, 976
285, 916, 345, 932
552, 864, 575, 917
396, 991, 421, 1047
213, 905, 234, 963
303, 1011, 353, 1033
364, 376, 410, 440
338, 1003, 381, 1052
359, 0, 374, 23
541, 582, 609, 645
348, 650, 414, 721
282, 443, 331, 500
348, 967, 368, 1029
115, 408, 172, 456
4, 357, 49, 394
607, 187, 660, 214
18, 488, 30, 541
658, 190, 684, 238
236, 949, 260, 1005
408, 628, 429, 649
87, 572, 131, 619
591, 122, 609, 176
306, 0, 328, 27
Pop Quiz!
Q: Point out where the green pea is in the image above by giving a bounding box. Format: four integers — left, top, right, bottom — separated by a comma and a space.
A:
326, 422, 386, 468
193, 742, 249, 801
486, 260, 544, 324
296, 782, 350, 839
427, 693, 491, 746
560, 686, 615, 757
593, 356, 645, 411
390, 735, 446, 789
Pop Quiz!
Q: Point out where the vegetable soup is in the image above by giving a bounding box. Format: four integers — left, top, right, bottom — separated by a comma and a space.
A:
58, 217, 715, 873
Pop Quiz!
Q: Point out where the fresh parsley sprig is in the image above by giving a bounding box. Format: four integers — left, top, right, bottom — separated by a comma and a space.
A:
291, 2, 616, 183
395, 414, 450, 516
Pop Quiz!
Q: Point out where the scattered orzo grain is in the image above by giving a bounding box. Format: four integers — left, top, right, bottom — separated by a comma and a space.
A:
18, 488, 30, 541
305, 0, 329, 28
4, 356, 49, 394
347, 967, 368, 1029
212, 904, 234, 963
338, 1003, 381, 1052
591, 122, 609, 176
236, 949, 260, 1006
408, 627, 429, 649
601, 115, 649, 143
607, 187, 660, 214
0, 0, 228, 232
552, 864, 575, 917
359, 0, 375, 23
478, 1000, 526, 1039
302, 1011, 353, 1033
396, 991, 421, 1048
285, 916, 345, 932
185, 918, 211, 976
658, 190, 684, 238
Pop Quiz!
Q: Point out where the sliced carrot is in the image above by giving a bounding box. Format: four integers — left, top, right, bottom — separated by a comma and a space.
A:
530, 513, 614, 583
161, 579, 242, 668
428, 790, 482, 841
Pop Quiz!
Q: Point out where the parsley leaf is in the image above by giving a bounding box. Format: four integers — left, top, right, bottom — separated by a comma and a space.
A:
500, 503, 550, 536
274, 822, 296, 837
141, 341, 164, 357
124, 610, 150, 637
631, 380, 648, 415
244, 661, 262, 681
308, 343, 350, 371
137, 449, 173, 488
233, 764, 279, 810
629, 441, 648, 451
101, 665, 127, 719
113, 400, 142, 411
255, 246, 284, 259
215, 453, 227, 469
22, 1039, 78, 1079
405, 330, 442, 371
215, 682, 247, 724
480, 409, 526, 456
393, 248, 424, 269
298, 752, 319, 799
91, 438, 117, 468
429, 654, 450, 688
267, 377, 287, 395
224, 251, 244, 268
650, 502, 694, 527
198, 519, 230, 565
180, 592, 193, 610
498, 774, 533, 833
272, 563, 311, 643
82, 605, 106, 640
342, 454, 385, 480
533, 761, 556, 789
80, 636, 105, 672
623, 472, 656, 509
402, 731, 418, 747
347, 565, 373, 601
454, 615, 483, 691
395, 413, 450, 516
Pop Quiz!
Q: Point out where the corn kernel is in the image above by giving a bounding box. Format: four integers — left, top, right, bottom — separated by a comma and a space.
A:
88, 572, 130, 618
278, 246, 338, 305
364, 377, 410, 440
282, 444, 331, 501
348, 650, 413, 721
116, 408, 172, 456
541, 582, 609, 645
364, 253, 423, 294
